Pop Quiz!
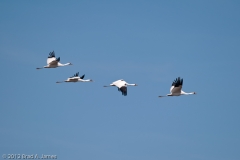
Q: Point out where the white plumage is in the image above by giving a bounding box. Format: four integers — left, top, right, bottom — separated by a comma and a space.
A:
159, 77, 196, 97
56, 72, 93, 83
104, 79, 137, 96
36, 51, 72, 69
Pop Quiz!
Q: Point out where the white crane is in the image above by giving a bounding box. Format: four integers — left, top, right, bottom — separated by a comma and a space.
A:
36, 51, 72, 69
159, 77, 196, 97
56, 72, 93, 83
104, 79, 137, 96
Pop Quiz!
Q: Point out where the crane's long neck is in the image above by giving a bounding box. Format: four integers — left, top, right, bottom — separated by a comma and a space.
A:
126, 83, 137, 86
181, 91, 196, 95
79, 79, 92, 82
58, 63, 71, 66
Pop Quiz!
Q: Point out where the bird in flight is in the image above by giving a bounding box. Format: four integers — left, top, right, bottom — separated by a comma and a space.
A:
36, 51, 72, 69
159, 77, 196, 97
56, 72, 93, 83
104, 79, 137, 96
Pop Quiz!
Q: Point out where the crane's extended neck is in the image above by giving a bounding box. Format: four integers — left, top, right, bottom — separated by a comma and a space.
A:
126, 83, 137, 86
58, 62, 72, 66
181, 91, 196, 95
79, 79, 93, 82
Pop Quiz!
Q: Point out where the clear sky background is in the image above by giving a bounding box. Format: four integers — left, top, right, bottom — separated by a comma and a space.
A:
0, 1, 240, 160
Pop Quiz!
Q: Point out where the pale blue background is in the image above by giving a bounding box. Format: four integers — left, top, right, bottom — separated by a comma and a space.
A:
1, 1, 240, 160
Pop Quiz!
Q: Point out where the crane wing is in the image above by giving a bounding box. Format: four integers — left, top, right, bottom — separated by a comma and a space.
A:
70, 72, 79, 78
112, 79, 124, 84
118, 86, 127, 96
114, 81, 127, 96
47, 51, 56, 64
114, 80, 125, 88
48, 57, 60, 65
69, 72, 79, 78
170, 77, 183, 94
80, 74, 85, 79
75, 72, 79, 77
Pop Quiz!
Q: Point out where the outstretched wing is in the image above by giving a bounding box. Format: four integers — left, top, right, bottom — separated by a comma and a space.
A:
47, 51, 57, 64
118, 86, 127, 96
70, 72, 79, 78
48, 51, 55, 58
112, 79, 124, 85
80, 74, 85, 79
56, 57, 60, 62
75, 72, 79, 77
170, 77, 183, 94
48, 58, 60, 65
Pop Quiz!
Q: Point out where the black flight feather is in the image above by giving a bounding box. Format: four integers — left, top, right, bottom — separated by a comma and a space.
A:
80, 74, 85, 79
56, 57, 60, 62
48, 51, 55, 58
70, 72, 79, 78
172, 77, 183, 87
118, 86, 127, 96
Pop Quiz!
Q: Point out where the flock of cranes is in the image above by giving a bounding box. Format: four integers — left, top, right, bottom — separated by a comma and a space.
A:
37, 51, 196, 97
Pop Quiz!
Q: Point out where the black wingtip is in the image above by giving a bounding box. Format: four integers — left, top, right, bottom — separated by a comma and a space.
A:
80, 74, 85, 79
48, 50, 56, 58
172, 77, 183, 87
74, 72, 79, 77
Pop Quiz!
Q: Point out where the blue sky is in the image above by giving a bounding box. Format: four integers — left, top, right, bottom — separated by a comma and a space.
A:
0, 0, 240, 160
